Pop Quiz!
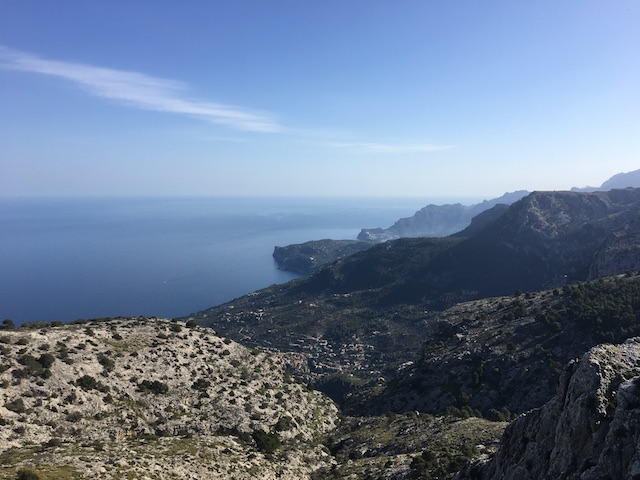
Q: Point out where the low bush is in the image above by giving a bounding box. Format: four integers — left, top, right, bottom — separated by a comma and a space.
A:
16, 468, 41, 480
138, 380, 169, 395
252, 429, 281, 454
4, 398, 26, 413
76, 375, 109, 393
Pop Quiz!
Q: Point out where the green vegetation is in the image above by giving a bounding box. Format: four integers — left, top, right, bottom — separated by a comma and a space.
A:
318, 414, 506, 480
191, 378, 211, 391
16, 468, 41, 480
252, 429, 281, 454
560, 276, 640, 342
97, 352, 115, 373
137, 379, 169, 395
14, 353, 55, 379
76, 375, 109, 393
4, 398, 26, 413
1, 319, 16, 330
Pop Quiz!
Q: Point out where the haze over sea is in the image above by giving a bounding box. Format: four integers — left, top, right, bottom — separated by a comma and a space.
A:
1, 196, 484, 325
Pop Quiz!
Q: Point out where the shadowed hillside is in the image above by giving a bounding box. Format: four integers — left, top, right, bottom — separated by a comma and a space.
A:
188, 190, 640, 392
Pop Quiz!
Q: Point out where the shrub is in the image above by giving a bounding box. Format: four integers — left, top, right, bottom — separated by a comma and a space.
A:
275, 416, 294, 432
66, 411, 83, 423
485, 407, 512, 422
16, 468, 41, 480
97, 353, 115, 372
76, 375, 99, 390
76, 375, 108, 392
252, 429, 281, 454
1, 319, 16, 330
138, 380, 169, 395
5, 398, 26, 413
191, 378, 211, 391
45, 437, 63, 448
15, 354, 54, 378
37, 353, 55, 369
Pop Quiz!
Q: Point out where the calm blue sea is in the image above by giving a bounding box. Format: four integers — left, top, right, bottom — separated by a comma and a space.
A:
0, 196, 481, 324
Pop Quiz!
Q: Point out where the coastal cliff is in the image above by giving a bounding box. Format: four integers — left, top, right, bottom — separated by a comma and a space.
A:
273, 239, 372, 275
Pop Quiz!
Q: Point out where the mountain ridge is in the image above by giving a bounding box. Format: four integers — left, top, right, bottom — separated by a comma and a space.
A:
357, 190, 529, 242
274, 169, 640, 274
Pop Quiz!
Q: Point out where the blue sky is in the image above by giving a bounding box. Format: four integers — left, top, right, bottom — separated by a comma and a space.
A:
1, 1, 638, 198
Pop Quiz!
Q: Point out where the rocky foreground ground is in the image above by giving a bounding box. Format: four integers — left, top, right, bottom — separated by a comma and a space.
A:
5, 314, 640, 479
0, 318, 338, 479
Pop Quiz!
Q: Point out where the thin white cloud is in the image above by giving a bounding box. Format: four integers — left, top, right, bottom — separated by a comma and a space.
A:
329, 141, 452, 153
0, 46, 280, 133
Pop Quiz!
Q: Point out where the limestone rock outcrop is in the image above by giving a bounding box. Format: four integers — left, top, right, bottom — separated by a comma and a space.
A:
456, 338, 640, 480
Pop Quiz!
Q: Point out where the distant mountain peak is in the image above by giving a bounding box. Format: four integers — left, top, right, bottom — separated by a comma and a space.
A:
571, 167, 640, 192
357, 190, 530, 241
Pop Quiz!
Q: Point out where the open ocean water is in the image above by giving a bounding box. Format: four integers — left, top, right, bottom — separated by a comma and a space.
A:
0, 196, 482, 325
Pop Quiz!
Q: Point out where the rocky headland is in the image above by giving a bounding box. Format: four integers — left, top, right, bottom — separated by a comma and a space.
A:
272, 239, 373, 275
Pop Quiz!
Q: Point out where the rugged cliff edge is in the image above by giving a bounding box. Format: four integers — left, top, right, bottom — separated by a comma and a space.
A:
456, 338, 640, 480
273, 239, 373, 275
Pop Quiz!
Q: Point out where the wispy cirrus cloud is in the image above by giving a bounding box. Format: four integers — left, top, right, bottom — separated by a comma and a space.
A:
0, 46, 280, 133
328, 141, 452, 153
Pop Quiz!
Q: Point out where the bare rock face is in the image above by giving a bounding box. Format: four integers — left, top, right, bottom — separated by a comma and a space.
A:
456, 338, 640, 480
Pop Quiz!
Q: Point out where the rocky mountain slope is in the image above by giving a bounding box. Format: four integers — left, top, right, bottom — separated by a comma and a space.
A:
0, 318, 338, 479
272, 191, 528, 275
7, 187, 640, 479
190, 190, 640, 398
455, 338, 640, 480
358, 190, 528, 242
365, 169, 640, 242
275, 170, 640, 275
348, 273, 640, 417
0, 318, 512, 480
